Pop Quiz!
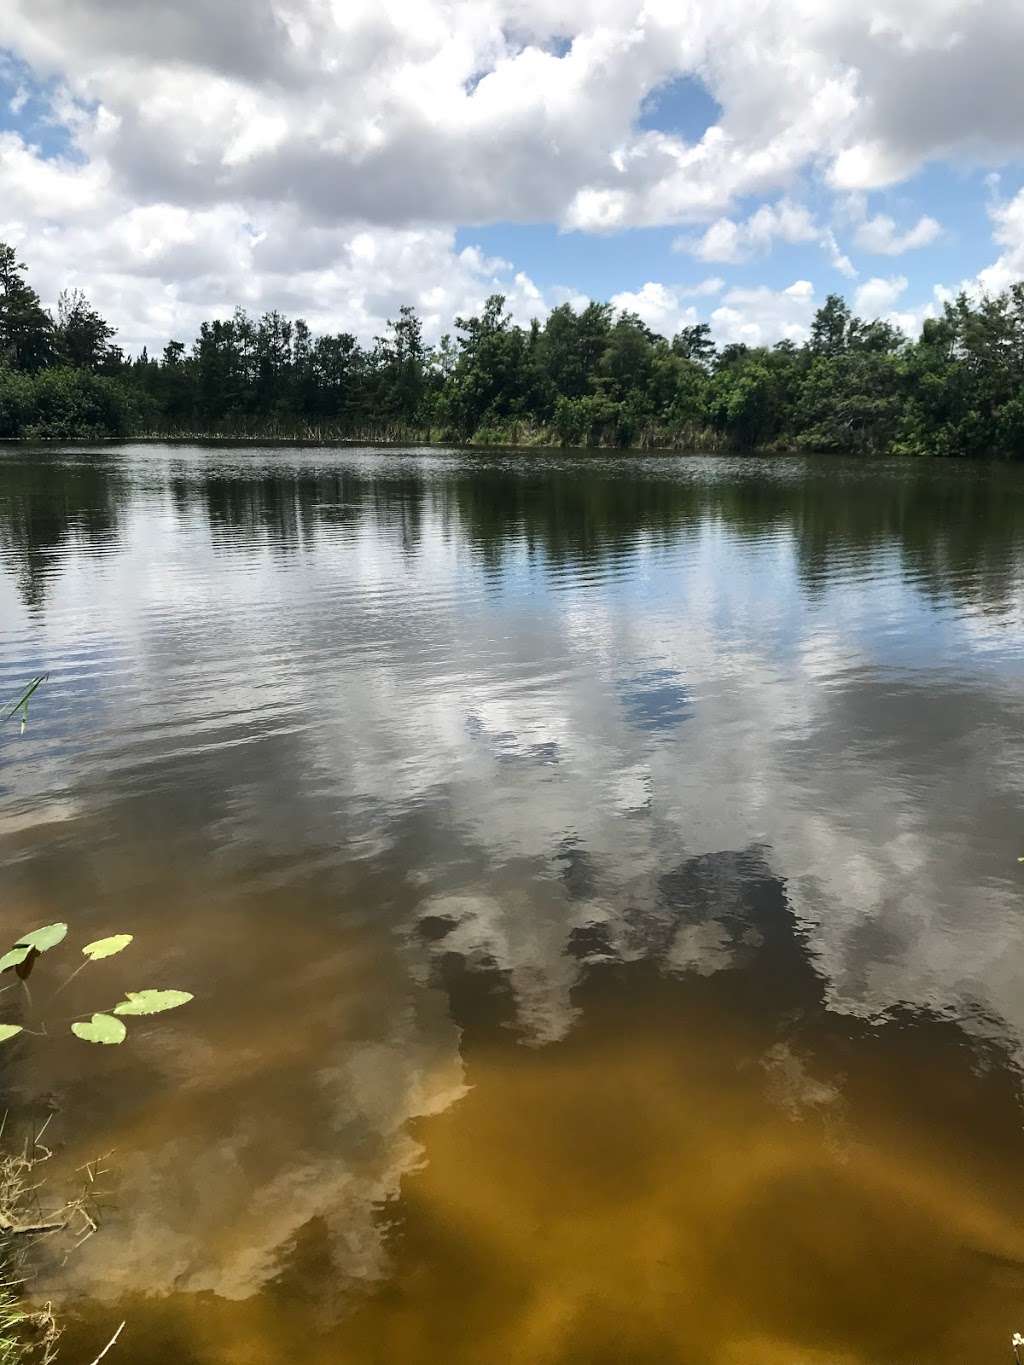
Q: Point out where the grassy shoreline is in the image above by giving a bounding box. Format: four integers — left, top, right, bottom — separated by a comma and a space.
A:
0, 429, 801, 455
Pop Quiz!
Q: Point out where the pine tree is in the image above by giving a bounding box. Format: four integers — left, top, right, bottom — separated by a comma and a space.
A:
0, 243, 53, 372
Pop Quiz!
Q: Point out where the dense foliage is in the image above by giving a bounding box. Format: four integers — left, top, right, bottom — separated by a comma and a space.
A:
4, 241, 1024, 456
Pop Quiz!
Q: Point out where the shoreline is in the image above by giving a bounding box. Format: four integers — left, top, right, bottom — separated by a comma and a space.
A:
0, 436, 987, 461
0, 434, 816, 456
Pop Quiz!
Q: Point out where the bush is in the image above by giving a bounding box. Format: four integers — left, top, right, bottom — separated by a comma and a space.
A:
0, 370, 34, 438
0, 366, 137, 439
21, 368, 136, 439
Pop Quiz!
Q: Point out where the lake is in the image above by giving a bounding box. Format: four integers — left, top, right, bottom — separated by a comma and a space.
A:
2, 443, 1024, 1364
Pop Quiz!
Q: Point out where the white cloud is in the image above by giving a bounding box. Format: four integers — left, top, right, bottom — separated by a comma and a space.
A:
681, 277, 726, 298
710, 279, 817, 346
684, 200, 819, 264
0, 176, 563, 350
853, 212, 942, 255
2, 0, 1024, 348
681, 218, 743, 265
677, 199, 856, 278
6, 0, 1024, 234
820, 228, 857, 279
853, 274, 909, 318
974, 187, 1024, 296
608, 282, 698, 336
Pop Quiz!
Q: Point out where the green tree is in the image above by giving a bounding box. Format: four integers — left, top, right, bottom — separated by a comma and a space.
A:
0, 244, 52, 372
809, 294, 854, 358
450, 295, 533, 435
672, 322, 716, 369
376, 306, 428, 424
53, 288, 115, 370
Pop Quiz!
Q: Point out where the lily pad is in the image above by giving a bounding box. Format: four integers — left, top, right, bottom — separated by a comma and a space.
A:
82, 934, 133, 961
71, 1013, 127, 1045
0, 946, 32, 974
113, 990, 193, 1016
16, 923, 67, 954
0, 1025, 23, 1043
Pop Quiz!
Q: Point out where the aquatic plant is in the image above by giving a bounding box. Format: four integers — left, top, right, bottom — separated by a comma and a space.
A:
0, 1280, 57, 1365
0, 924, 192, 1046
0, 678, 47, 737
0, 1122, 111, 1365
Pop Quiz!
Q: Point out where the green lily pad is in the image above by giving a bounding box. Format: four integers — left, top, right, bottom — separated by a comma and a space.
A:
0, 946, 32, 974
71, 1013, 127, 1045
0, 1025, 23, 1043
17, 923, 67, 954
82, 934, 133, 961
113, 990, 193, 1016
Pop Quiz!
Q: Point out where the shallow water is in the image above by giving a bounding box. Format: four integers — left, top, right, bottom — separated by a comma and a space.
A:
2, 444, 1024, 1363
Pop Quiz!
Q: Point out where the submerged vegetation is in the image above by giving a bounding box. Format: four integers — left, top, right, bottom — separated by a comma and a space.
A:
4, 242, 1024, 456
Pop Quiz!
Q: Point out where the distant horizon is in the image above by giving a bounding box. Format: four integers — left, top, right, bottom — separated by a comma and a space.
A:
3, 2, 1024, 355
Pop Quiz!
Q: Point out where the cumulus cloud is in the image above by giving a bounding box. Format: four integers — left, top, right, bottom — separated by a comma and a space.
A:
7, 1, 1024, 230
710, 279, 817, 346
1, 0, 1024, 347
853, 212, 942, 255
604, 276, 818, 346
0, 183, 561, 350
974, 187, 1024, 296
849, 271, 944, 340
820, 2, 1024, 191
681, 276, 726, 298
678, 199, 856, 278
680, 200, 819, 264
608, 281, 697, 336
853, 274, 909, 318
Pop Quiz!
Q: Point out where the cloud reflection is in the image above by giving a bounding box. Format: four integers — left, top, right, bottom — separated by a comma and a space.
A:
2, 445, 1024, 1355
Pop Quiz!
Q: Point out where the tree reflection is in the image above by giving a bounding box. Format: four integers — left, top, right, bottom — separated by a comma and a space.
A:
0, 454, 127, 608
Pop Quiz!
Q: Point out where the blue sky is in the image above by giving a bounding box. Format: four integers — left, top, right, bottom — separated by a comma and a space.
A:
456, 164, 1008, 307
2, 2, 1024, 352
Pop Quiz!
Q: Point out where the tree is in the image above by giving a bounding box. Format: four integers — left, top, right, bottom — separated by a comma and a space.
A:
0, 244, 52, 372
796, 351, 907, 455
154, 340, 196, 428
809, 294, 854, 359
450, 295, 534, 434
707, 346, 802, 448
672, 322, 716, 369
375, 306, 428, 424
11, 232, 1024, 457
53, 288, 115, 370
539, 302, 613, 408
599, 311, 657, 403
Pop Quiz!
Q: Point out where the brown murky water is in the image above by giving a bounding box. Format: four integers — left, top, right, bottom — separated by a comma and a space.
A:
2, 444, 1024, 1363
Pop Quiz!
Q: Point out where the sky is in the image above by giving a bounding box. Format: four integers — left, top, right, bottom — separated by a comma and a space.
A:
2, 0, 1024, 354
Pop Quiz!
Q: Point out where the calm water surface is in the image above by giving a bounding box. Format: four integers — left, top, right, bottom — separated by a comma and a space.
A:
2, 444, 1024, 1363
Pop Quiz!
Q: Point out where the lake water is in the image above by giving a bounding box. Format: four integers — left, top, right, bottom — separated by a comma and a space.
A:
2, 443, 1024, 1363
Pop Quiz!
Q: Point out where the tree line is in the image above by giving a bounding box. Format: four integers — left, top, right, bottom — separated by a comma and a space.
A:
2, 240, 1024, 457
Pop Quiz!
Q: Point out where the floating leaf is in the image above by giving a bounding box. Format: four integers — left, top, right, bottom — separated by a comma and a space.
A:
82, 934, 133, 961
71, 1013, 126, 1045
0, 1025, 23, 1043
16, 923, 67, 954
113, 989, 193, 1016
0, 946, 32, 974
